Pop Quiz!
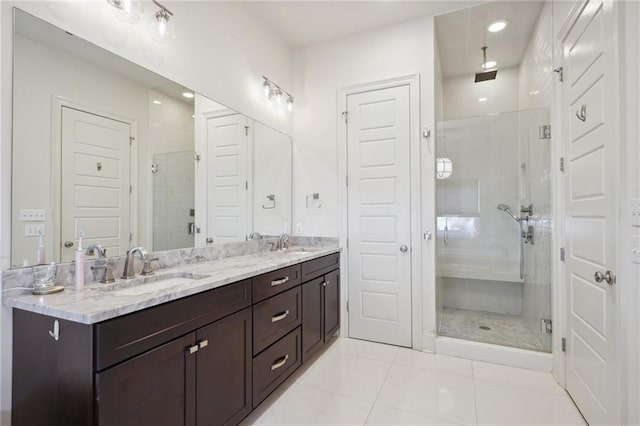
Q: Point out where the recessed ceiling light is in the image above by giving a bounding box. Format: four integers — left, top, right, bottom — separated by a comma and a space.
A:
152, 99, 162, 105
182, 92, 194, 99
478, 97, 488, 102
483, 60, 497, 69
488, 21, 507, 33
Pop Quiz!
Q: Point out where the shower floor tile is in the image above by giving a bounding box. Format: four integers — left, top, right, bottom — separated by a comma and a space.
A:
439, 307, 546, 352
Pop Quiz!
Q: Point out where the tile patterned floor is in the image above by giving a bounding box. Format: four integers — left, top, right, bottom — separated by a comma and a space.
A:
242, 337, 585, 425
439, 307, 545, 352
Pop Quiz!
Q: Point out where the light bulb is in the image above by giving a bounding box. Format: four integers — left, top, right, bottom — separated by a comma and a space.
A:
275, 89, 283, 104
107, 0, 143, 24
287, 97, 294, 112
148, 9, 175, 44
263, 80, 272, 99
488, 21, 507, 33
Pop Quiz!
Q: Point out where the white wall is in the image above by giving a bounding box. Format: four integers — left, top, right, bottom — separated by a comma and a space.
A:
291, 16, 437, 346
1, 2, 293, 422
442, 66, 520, 120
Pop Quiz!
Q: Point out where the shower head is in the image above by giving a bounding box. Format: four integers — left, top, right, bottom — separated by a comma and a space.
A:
497, 204, 521, 222
475, 46, 498, 83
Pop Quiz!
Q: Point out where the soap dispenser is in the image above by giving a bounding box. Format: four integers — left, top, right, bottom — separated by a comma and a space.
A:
36, 230, 46, 265
75, 231, 85, 290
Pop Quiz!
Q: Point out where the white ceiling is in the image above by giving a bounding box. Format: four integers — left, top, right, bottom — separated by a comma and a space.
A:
435, 1, 544, 78
242, 1, 484, 48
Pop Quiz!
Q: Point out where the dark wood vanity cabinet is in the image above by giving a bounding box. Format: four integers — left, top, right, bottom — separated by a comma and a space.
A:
12, 253, 340, 426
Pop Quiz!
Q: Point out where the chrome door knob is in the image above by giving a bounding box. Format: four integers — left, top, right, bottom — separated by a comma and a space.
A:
594, 270, 616, 286
400, 245, 409, 253
64, 241, 74, 248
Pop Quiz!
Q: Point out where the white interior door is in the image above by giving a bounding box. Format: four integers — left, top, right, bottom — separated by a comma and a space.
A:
562, 1, 619, 424
347, 85, 412, 347
61, 107, 131, 262
205, 114, 249, 244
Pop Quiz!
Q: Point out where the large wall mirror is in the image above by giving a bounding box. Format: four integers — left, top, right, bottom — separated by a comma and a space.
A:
11, 8, 292, 268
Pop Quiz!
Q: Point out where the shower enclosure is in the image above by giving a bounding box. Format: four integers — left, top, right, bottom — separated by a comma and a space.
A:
436, 108, 552, 353
152, 150, 195, 251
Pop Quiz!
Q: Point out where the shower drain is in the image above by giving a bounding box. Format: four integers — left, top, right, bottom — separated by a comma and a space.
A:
479, 326, 491, 331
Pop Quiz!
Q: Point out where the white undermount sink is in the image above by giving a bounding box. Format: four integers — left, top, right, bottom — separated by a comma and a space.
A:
94, 272, 211, 296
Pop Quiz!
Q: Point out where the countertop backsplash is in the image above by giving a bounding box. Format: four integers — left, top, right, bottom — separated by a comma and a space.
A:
2, 236, 339, 291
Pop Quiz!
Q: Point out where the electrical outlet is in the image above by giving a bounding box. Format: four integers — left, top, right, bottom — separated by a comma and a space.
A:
295, 223, 304, 235
24, 224, 45, 237
632, 236, 640, 264
631, 199, 640, 226
19, 209, 46, 222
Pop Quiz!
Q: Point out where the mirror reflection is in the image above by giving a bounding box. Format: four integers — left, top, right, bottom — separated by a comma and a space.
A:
11, 9, 292, 268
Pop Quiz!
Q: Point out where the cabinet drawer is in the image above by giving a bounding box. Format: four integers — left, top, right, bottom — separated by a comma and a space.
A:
301, 253, 339, 282
253, 327, 301, 407
253, 286, 301, 355
252, 264, 301, 303
95, 279, 251, 371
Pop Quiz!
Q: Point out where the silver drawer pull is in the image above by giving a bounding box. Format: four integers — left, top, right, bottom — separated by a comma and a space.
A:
199, 339, 209, 349
270, 277, 289, 287
188, 345, 199, 355
270, 354, 289, 371
271, 310, 290, 323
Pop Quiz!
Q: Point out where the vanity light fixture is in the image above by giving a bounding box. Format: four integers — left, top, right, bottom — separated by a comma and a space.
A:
182, 92, 194, 99
262, 76, 294, 113
148, 0, 175, 44
106, 0, 144, 24
488, 20, 507, 32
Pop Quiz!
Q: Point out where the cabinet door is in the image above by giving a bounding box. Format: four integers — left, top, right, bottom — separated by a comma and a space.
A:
196, 307, 252, 426
302, 277, 325, 362
96, 333, 196, 426
324, 269, 340, 339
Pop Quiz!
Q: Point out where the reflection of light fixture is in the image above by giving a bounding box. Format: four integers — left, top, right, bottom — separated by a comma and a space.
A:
262, 76, 294, 113
106, 0, 144, 24
483, 60, 497, 69
436, 157, 453, 179
478, 97, 488, 102
488, 21, 507, 32
182, 92, 194, 99
152, 99, 162, 105
148, 0, 175, 44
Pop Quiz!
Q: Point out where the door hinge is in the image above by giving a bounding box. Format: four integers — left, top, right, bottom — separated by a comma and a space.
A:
559, 157, 565, 172
129, 233, 133, 242
561, 337, 566, 352
553, 67, 564, 82
129, 185, 132, 194
346, 300, 349, 312
341, 111, 348, 123
245, 126, 249, 136
345, 175, 348, 187
560, 247, 565, 262
346, 238, 349, 249
245, 181, 248, 190
539, 125, 551, 139
541, 319, 553, 334
129, 136, 135, 145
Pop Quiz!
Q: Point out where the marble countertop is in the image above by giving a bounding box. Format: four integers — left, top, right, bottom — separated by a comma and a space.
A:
3, 247, 340, 325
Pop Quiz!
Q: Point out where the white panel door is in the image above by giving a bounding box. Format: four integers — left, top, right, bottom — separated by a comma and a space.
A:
562, 1, 619, 424
205, 114, 248, 243
61, 107, 131, 262
347, 85, 412, 347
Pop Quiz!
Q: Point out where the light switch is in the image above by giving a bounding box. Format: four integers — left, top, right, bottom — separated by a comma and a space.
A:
19, 209, 46, 222
295, 223, 304, 234
25, 224, 45, 237
631, 199, 640, 226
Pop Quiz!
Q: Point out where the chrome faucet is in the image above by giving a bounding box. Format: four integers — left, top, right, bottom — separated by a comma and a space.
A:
276, 233, 290, 250
87, 244, 116, 284
86, 244, 107, 258
121, 247, 149, 279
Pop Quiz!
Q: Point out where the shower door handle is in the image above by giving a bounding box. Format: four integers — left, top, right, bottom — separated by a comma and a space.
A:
400, 245, 409, 253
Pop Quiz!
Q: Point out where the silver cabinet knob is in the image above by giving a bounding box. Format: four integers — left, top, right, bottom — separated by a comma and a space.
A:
400, 245, 409, 253
64, 241, 74, 248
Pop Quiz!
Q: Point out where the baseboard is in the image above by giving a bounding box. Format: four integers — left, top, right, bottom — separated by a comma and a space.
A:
435, 336, 553, 372
421, 332, 436, 353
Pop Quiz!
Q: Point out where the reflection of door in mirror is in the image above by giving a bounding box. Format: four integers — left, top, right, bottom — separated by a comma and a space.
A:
203, 112, 249, 244
61, 107, 132, 262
